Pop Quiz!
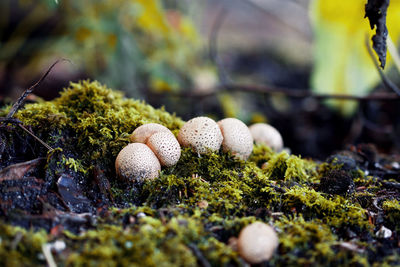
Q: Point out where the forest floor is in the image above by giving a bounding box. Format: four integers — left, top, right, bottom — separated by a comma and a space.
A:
0, 80, 399, 266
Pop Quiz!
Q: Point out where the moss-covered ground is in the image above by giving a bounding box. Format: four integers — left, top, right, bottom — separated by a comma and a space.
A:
0, 80, 399, 266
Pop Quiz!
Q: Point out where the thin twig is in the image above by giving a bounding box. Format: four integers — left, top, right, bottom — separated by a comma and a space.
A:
387, 35, 400, 74
187, 243, 211, 267
18, 124, 53, 151
6, 59, 69, 118
145, 84, 400, 102
42, 243, 58, 267
209, 7, 230, 85
382, 181, 400, 190
0, 117, 22, 124
241, 0, 311, 40
365, 35, 400, 96
0, 60, 67, 151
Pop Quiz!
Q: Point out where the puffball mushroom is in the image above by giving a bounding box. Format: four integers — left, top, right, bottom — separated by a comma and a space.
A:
217, 118, 253, 160
146, 131, 181, 167
178, 116, 223, 154
249, 123, 283, 151
237, 222, 279, 264
130, 123, 170, 143
115, 143, 161, 182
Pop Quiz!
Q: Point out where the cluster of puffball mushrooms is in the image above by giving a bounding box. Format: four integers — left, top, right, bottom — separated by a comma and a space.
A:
115, 116, 282, 264
116, 117, 283, 183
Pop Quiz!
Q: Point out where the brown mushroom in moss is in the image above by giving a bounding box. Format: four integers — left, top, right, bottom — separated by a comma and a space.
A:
218, 118, 253, 160
115, 143, 161, 182
130, 123, 170, 143
237, 222, 279, 264
146, 131, 181, 167
249, 123, 283, 151
177, 116, 223, 154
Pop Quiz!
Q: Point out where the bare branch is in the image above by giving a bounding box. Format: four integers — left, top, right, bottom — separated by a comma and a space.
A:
146, 84, 400, 102
6, 58, 70, 118
1, 59, 69, 151
365, 35, 400, 96
209, 6, 230, 85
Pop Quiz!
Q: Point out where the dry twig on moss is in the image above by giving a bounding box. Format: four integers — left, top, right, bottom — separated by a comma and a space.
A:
1, 59, 70, 151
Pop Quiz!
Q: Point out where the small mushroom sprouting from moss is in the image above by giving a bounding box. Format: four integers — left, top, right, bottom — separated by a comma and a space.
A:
249, 123, 283, 151
130, 123, 170, 143
177, 116, 223, 154
115, 143, 161, 182
237, 222, 279, 264
217, 118, 253, 160
146, 131, 181, 167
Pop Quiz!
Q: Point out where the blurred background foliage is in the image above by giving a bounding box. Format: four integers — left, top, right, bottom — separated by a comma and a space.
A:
0, 0, 211, 98
1, 0, 400, 158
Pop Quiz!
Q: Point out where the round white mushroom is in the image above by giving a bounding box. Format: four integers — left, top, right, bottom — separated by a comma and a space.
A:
146, 131, 181, 167
218, 118, 253, 160
115, 143, 161, 182
237, 222, 279, 264
130, 123, 170, 143
178, 117, 223, 154
249, 123, 283, 151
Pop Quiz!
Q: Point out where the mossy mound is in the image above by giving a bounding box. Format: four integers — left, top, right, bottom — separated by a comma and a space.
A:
16, 80, 184, 171
0, 80, 399, 266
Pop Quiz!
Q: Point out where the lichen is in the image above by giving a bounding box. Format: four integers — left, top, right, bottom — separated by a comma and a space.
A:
0, 80, 398, 266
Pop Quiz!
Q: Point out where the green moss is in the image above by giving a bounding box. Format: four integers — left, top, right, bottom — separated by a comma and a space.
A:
353, 174, 380, 188
0, 104, 11, 117
140, 148, 264, 214
273, 215, 337, 265
248, 144, 275, 166
0, 224, 48, 266
16, 80, 184, 176
65, 218, 199, 266
382, 199, 400, 231
0, 80, 395, 266
262, 151, 317, 183
61, 155, 88, 174
282, 186, 370, 231
61, 207, 244, 266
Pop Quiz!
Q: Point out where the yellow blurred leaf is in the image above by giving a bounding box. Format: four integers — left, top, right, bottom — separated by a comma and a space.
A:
107, 33, 117, 50
218, 93, 239, 118
250, 112, 268, 124
151, 78, 176, 93
310, 0, 400, 115
75, 27, 92, 42
135, 0, 170, 36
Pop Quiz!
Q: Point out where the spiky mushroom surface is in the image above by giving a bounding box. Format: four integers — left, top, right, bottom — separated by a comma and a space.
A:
115, 143, 161, 182
146, 131, 181, 167
177, 117, 223, 154
130, 123, 171, 143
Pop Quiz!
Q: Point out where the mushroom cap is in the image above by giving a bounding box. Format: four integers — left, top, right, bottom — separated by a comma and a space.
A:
237, 222, 279, 264
115, 143, 161, 183
217, 118, 253, 160
177, 117, 223, 154
146, 131, 181, 167
130, 123, 171, 143
249, 123, 283, 151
